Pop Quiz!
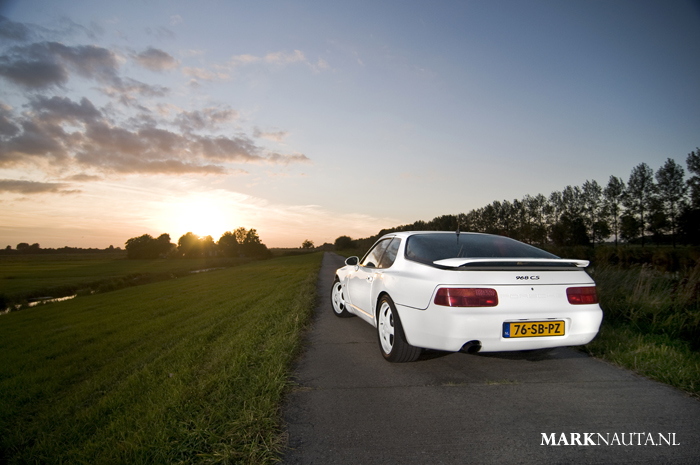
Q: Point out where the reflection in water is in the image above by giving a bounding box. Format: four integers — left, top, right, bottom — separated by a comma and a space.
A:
28, 295, 77, 307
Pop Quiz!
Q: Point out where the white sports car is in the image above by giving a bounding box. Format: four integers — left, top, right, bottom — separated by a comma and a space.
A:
331, 231, 603, 362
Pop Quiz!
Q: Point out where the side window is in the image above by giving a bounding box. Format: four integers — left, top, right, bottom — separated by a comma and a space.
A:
360, 239, 391, 268
378, 238, 401, 269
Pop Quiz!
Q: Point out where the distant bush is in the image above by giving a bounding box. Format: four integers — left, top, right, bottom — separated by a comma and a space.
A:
125, 234, 174, 259
334, 235, 355, 250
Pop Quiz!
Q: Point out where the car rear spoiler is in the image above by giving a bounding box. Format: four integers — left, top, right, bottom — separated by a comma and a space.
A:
433, 258, 590, 268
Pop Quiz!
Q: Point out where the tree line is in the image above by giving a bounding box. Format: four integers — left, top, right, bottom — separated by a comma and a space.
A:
338, 148, 700, 250
125, 228, 271, 259
2, 243, 121, 255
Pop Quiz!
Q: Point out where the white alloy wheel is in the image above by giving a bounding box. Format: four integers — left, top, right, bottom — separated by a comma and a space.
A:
330, 277, 353, 318
378, 301, 395, 354
376, 295, 422, 362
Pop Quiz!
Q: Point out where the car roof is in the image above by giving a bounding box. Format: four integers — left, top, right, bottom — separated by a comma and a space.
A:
381, 231, 489, 239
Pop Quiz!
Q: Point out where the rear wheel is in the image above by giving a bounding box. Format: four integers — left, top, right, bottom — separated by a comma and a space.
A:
377, 295, 422, 362
330, 277, 353, 318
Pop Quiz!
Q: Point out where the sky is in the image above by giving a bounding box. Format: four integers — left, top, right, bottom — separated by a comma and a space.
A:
0, 0, 699, 249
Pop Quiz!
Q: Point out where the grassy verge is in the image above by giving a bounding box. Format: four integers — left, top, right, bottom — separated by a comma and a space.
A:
0, 252, 323, 464
581, 323, 700, 397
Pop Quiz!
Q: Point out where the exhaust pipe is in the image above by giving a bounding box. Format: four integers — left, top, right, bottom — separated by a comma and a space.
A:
460, 340, 482, 354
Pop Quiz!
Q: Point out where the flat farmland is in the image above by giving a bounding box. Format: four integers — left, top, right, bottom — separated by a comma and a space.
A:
0, 253, 322, 464
0, 254, 251, 304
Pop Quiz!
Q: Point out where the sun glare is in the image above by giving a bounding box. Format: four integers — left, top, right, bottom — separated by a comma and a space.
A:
173, 200, 231, 241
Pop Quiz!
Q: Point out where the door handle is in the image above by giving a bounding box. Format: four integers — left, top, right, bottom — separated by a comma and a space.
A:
367, 276, 373, 283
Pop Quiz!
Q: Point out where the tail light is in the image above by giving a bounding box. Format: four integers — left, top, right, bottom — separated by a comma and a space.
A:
434, 288, 498, 307
566, 287, 599, 305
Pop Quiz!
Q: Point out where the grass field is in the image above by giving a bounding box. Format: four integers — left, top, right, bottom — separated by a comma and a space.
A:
0, 254, 251, 308
0, 252, 322, 464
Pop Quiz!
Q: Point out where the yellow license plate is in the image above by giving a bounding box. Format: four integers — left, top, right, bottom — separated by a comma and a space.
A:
503, 321, 565, 338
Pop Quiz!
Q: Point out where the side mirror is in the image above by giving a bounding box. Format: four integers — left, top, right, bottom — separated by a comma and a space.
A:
345, 256, 359, 266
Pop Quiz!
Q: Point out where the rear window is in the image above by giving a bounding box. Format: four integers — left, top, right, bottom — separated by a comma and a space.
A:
405, 233, 558, 266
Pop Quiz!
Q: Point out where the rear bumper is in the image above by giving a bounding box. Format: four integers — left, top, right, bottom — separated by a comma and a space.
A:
396, 302, 603, 352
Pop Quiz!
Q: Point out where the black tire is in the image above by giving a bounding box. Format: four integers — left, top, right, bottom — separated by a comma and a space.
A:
376, 295, 422, 362
330, 277, 353, 318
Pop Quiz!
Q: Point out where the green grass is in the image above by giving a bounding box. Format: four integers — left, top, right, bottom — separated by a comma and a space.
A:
0, 254, 251, 308
582, 323, 700, 397
0, 252, 323, 464
590, 263, 700, 347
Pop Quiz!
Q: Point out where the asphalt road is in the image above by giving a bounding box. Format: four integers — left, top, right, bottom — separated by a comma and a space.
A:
282, 253, 700, 464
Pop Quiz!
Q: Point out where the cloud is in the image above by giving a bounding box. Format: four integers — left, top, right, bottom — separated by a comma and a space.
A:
180, 49, 327, 84
170, 15, 183, 26
253, 128, 289, 142
311, 58, 331, 73
0, 119, 68, 165
0, 103, 20, 137
101, 77, 170, 106
0, 40, 167, 105
264, 49, 306, 65
63, 173, 103, 182
180, 49, 206, 58
29, 96, 101, 124
0, 41, 119, 89
182, 66, 229, 81
0, 97, 309, 176
176, 107, 239, 132
0, 179, 80, 195
229, 49, 307, 67
145, 26, 176, 40
266, 152, 311, 165
0, 15, 32, 42
133, 47, 179, 71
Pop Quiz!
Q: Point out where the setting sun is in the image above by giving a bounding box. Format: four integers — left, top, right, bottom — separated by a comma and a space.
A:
165, 198, 233, 241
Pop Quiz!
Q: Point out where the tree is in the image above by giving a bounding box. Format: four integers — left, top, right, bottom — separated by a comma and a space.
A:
233, 227, 249, 245
655, 158, 687, 247
301, 239, 314, 249
581, 180, 607, 246
592, 220, 611, 244
495, 200, 516, 237
561, 185, 584, 218
16, 242, 29, 251
678, 148, 700, 245
623, 162, 655, 246
233, 228, 271, 258
155, 233, 174, 256
126, 233, 173, 259
547, 191, 564, 229
550, 213, 590, 246
125, 234, 154, 259
334, 235, 355, 249
218, 231, 240, 257
525, 194, 548, 245
687, 148, 700, 208
201, 235, 216, 256
481, 202, 499, 235
620, 213, 641, 243
648, 200, 668, 247
603, 175, 625, 246
177, 232, 201, 258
